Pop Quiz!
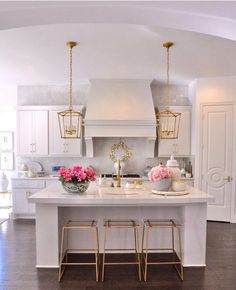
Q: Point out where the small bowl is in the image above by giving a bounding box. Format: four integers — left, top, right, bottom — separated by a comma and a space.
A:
172, 180, 186, 192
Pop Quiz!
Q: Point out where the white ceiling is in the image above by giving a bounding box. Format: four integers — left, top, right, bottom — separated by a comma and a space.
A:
1, 1, 236, 86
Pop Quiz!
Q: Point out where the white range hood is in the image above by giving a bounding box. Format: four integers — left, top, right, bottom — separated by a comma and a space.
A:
84, 80, 157, 157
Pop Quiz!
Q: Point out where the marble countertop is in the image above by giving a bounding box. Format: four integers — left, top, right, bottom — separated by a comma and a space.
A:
29, 182, 213, 206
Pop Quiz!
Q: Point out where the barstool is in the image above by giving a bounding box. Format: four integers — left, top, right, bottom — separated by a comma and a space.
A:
141, 219, 183, 281
102, 219, 141, 281
58, 220, 99, 282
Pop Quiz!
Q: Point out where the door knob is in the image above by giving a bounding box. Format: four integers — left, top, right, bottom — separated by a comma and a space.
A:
223, 176, 233, 182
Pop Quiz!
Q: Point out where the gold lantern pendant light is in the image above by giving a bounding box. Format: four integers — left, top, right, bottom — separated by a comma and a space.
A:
157, 42, 181, 139
58, 41, 83, 139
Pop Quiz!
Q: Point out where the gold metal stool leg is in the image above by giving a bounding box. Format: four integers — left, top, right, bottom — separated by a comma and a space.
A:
101, 224, 107, 282
94, 225, 99, 282
142, 219, 184, 282
58, 220, 100, 282
102, 220, 141, 282
134, 226, 141, 281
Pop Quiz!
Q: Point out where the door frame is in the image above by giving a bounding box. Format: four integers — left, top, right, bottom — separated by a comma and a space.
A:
198, 102, 236, 223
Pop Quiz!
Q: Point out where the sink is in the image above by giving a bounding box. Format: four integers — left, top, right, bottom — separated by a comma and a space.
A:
100, 187, 139, 195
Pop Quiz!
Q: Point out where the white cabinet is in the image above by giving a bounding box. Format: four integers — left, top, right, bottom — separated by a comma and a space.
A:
158, 107, 191, 157
17, 110, 48, 156
12, 179, 45, 219
49, 109, 82, 156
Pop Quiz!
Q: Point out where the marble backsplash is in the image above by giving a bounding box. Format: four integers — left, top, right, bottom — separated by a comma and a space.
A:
17, 137, 193, 177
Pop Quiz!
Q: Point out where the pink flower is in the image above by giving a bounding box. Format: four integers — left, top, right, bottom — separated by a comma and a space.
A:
59, 166, 97, 184
148, 164, 172, 181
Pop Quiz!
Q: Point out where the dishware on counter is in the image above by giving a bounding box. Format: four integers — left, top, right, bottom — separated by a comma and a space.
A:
36, 171, 48, 177
166, 156, 181, 179
152, 189, 189, 196
27, 161, 43, 173
171, 180, 186, 192
28, 170, 37, 178
20, 163, 28, 171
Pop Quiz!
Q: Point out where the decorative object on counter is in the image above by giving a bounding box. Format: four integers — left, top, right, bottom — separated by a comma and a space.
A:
166, 155, 181, 180
171, 180, 186, 192
98, 174, 107, 187
180, 167, 186, 178
28, 170, 37, 178
156, 42, 181, 139
0, 172, 9, 192
185, 161, 193, 178
148, 164, 172, 191
185, 172, 192, 178
58, 41, 83, 139
20, 163, 28, 171
51, 166, 64, 176
59, 166, 96, 193
109, 141, 132, 175
143, 166, 152, 177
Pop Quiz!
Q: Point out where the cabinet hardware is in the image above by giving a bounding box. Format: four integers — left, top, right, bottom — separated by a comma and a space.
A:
223, 176, 233, 182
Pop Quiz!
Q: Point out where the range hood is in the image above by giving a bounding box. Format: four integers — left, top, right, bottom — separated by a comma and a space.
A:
84, 80, 157, 157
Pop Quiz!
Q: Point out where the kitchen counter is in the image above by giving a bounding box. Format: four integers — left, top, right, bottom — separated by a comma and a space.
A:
29, 182, 213, 269
30, 181, 209, 205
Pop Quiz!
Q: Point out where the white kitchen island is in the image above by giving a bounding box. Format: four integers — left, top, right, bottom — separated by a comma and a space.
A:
29, 182, 214, 268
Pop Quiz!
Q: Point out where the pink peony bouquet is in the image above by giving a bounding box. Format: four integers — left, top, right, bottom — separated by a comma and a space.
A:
148, 164, 172, 181
59, 166, 96, 184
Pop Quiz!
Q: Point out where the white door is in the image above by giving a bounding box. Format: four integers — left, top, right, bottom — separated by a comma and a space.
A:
201, 104, 233, 222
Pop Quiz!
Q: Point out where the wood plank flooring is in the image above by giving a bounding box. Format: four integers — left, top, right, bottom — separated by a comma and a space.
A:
0, 220, 236, 290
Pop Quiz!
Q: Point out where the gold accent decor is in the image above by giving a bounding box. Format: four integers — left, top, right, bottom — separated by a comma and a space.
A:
141, 219, 184, 281
58, 220, 99, 282
58, 41, 83, 139
157, 42, 181, 139
109, 141, 132, 162
102, 219, 141, 282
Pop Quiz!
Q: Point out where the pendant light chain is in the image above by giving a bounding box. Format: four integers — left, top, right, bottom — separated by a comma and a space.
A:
69, 44, 73, 110
166, 45, 170, 107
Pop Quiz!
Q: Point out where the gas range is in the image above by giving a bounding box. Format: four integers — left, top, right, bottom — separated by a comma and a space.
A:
101, 174, 141, 178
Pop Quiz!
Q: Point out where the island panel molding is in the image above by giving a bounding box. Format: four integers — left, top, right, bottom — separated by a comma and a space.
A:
29, 182, 214, 268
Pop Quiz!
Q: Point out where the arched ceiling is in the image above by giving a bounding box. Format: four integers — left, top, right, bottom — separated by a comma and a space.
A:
1, 1, 236, 85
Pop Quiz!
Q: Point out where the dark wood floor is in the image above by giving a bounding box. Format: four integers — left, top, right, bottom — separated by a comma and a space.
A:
0, 220, 236, 290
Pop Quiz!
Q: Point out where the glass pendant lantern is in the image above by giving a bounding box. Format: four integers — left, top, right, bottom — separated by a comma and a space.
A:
157, 42, 181, 139
58, 41, 83, 139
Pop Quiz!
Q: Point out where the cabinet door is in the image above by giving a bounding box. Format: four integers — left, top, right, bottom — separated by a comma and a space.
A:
17, 111, 33, 154
17, 110, 49, 156
32, 111, 49, 155
49, 110, 82, 156
158, 109, 191, 157
12, 188, 38, 215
